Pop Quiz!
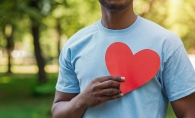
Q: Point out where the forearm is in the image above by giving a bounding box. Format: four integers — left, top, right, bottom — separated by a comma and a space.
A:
51, 76, 124, 118
52, 95, 87, 118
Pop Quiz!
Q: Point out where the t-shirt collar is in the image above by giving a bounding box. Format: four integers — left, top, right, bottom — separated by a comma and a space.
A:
97, 15, 140, 35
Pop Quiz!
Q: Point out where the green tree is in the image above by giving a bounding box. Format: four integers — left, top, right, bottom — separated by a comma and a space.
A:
0, 0, 20, 74
135, 0, 195, 53
173, 0, 195, 53
28, 0, 47, 84
0, 0, 49, 83
50, 0, 100, 57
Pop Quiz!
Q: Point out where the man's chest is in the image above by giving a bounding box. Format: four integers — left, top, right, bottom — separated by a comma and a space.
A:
71, 39, 162, 92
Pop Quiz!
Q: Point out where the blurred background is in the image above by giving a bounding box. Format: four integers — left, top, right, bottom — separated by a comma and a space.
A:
0, 0, 194, 118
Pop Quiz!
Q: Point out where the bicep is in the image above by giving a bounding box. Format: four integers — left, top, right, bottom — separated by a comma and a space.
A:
171, 92, 195, 118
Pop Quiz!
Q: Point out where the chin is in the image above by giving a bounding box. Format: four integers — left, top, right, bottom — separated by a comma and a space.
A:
99, 0, 132, 12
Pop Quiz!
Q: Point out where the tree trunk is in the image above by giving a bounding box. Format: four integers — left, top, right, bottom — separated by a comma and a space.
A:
31, 22, 47, 84
56, 19, 61, 58
30, 0, 47, 84
4, 24, 14, 74
7, 48, 12, 74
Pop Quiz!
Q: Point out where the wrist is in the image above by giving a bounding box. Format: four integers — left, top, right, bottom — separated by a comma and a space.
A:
72, 93, 88, 110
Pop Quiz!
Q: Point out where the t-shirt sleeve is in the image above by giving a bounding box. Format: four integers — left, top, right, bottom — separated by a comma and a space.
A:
162, 44, 195, 102
55, 47, 80, 93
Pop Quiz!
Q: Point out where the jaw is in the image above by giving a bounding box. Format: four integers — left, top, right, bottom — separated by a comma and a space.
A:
99, 0, 133, 12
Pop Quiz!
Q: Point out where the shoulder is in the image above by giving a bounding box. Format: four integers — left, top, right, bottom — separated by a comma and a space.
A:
136, 16, 185, 62
138, 16, 177, 38
60, 21, 99, 60
65, 22, 99, 47
138, 16, 183, 49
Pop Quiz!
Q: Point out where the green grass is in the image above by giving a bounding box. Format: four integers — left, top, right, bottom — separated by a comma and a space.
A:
167, 103, 176, 118
0, 73, 57, 118
0, 73, 176, 118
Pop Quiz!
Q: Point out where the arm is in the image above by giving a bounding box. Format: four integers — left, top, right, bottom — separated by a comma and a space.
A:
51, 91, 86, 118
171, 92, 195, 118
51, 76, 125, 118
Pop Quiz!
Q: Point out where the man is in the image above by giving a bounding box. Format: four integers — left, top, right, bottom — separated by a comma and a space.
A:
52, 0, 195, 118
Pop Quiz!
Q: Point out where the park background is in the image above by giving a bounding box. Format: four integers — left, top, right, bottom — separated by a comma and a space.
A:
0, 0, 195, 118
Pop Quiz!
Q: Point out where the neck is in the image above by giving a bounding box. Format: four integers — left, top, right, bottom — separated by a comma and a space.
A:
100, 4, 136, 30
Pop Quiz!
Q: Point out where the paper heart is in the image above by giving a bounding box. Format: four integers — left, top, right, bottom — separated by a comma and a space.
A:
105, 42, 160, 94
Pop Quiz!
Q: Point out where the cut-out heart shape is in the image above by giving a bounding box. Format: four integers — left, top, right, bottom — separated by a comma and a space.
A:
105, 42, 160, 94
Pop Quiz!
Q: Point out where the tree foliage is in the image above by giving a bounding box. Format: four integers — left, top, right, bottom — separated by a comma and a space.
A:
134, 0, 195, 53
0, 0, 22, 73
0, 0, 194, 76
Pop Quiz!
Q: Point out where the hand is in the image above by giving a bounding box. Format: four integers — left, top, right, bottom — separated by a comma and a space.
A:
78, 76, 125, 108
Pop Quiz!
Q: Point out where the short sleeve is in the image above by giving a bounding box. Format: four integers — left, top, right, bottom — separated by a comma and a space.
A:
55, 47, 80, 93
162, 44, 195, 101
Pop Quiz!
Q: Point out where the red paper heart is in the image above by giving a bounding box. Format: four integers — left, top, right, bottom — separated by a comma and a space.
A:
105, 42, 160, 94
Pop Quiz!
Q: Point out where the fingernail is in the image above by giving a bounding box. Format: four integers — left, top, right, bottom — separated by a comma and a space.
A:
121, 77, 125, 80
120, 93, 124, 96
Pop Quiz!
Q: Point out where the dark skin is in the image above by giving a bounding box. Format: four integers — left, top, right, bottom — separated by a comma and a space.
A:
52, 0, 195, 118
171, 93, 195, 118
52, 76, 125, 118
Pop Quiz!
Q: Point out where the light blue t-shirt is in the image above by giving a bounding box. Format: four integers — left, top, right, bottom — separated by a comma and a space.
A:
56, 16, 195, 118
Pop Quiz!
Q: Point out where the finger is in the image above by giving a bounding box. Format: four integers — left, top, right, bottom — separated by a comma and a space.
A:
99, 80, 120, 89
100, 93, 123, 103
97, 76, 125, 83
97, 88, 121, 96
111, 76, 125, 82
109, 93, 123, 100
